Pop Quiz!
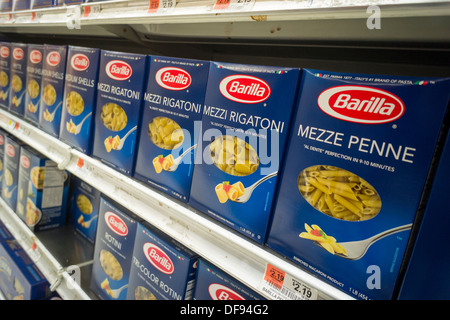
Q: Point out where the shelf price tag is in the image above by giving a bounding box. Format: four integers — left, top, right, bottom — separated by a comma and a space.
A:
260, 263, 318, 300
148, 0, 176, 14
212, 0, 255, 12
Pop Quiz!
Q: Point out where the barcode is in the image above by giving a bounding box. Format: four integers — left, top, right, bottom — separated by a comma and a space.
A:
267, 281, 303, 300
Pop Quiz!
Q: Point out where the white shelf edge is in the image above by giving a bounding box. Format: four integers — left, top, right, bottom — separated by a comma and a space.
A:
0, 198, 91, 300
0, 108, 354, 300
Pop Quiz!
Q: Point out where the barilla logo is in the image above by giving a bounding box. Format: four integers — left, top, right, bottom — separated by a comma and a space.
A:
13, 48, 24, 60
317, 86, 405, 124
219, 75, 271, 104
143, 243, 174, 275
0, 46, 9, 58
21, 156, 30, 168
106, 60, 132, 81
46, 51, 61, 67
0, 135, 4, 145
6, 144, 15, 158
30, 50, 42, 64
155, 67, 192, 91
208, 283, 246, 300
104, 211, 128, 236
71, 53, 89, 71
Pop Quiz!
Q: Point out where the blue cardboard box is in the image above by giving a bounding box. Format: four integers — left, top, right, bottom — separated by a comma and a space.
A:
266, 69, 450, 300
24, 44, 44, 125
192, 259, 265, 300
12, 0, 30, 10
59, 46, 100, 154
0, 219, 13, 241
8, 43, 27, 117
0, 239, 50, 300
92, 50, 147, 176
1, 134, 24, 210
39, 44, 67, 138
127, 222, 198, 300
0, 42, 11, 108
30, 0, 53, 8
398, 128, 450, 300
0, 128, 6, 188
90, 196, 140, 300
134, 56, 209, 202
16, 145, 70, 231
0, 0, 11, 11
189, 62, 300, 243
68, 176, 100, 243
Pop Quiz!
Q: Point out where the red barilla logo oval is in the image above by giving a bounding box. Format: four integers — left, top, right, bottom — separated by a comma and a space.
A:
30, 50, 42, 64
13, 48, 24, 60
0, 135, 4, 145
106, 60, 132, 81
21, 155, 30, 168
143, 243, 174, 275
104, 211, 128, 236
317, 85, 405, 124
155, 67, 192, 91
208, 283, 246, 300
219, 75, 271, 104
71, 53, 89, 71
1, 46, 9, 58
46, 51, 61, 67
6, 144, 15, 158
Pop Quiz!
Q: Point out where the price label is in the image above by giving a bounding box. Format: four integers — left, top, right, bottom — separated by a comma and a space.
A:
260, 263, 318, 300
148, 0, 176, 14
212, 0, 255, 11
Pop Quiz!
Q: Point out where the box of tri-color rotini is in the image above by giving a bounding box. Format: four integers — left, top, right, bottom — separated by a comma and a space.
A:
24, 44, 44, 125
188, 62, 300, 243
0, 42, 11, 109
39, 44, 67, 138
91, 50, 147, 176
266, 69, 450, 300
8, 43, 27, 117
134, 56, 209, 202
59, 46, 100, 154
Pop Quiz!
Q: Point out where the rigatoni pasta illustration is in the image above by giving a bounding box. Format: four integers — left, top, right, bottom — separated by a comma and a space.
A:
209, 135, 259, 176
298, 165, 381, 221
152, 154, 174, 173
148, 116, 184, 150
299, 223, 347, 256
215, 181, 245, 203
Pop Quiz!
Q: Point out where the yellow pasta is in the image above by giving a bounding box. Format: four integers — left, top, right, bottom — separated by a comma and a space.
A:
43, 84, 56, 106
27, 79, 39, 99
0, 71, 8, 87
104, 135, 121, 152
298, 165, 381, 221
101, 103, 127, 131
299, 223, 347, 256
66, 91, 84, 116
66, 119, 77, 134
215, 180, 245, 203
77, 194, 92, 215
135, 286, 157, 300
152, 154, 175, 173
101, 279, 115, 298
148, 116, 184, 150
99, 249, 123, 281
11, 75, 22, 93
209, 136, 259, 176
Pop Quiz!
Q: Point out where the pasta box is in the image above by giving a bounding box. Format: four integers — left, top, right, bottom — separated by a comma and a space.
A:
0, 42, 11, 108
92, 50, 147, 176
59, 46, 100, 154
0, 0, 11, 11
397, 128, 450, 300
24, 44, 44, 125
189, 62, 300, 243
0, 239, 50, 300
16, 145, 70, 231
127, 221, 198, 300
134, 56, 209, 202
90, 195, 140, 300
8, 43, 27, 117
0, 128, 5, 188
1, 134, 24, 210
68, 176, 100, 244
30, 0, 53, 8
12, 0, 30, 10
192, 259, 265, 300
39, 44, 67, 138
0, 219, 13, 241
266, 69, 450, 300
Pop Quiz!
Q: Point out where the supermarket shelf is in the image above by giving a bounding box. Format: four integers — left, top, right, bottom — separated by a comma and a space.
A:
0, 198, 92, 300
0, 108, 354, 300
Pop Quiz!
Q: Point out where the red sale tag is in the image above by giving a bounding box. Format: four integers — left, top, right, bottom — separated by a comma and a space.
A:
77, 157, 84, 168
214, 0, 231, 10
264, 263, 285, 290
148, 0, 160, 13
83, 6, 91, 17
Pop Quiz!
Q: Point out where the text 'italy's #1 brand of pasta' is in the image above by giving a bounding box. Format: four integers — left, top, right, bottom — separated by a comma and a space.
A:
189, 62, 300, 244
266, 69, 450, 300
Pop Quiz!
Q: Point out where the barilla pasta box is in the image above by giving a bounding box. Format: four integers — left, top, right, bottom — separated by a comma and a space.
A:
0, 42, 11, 108
68, 176, 100, 243
189, 62, 300, 243
192, 259, 265, 300
0, 0, 11, 11
39, 44, 67, 138
398, 129, 450, 300
8, 43, 27, 117
1, 134, 24, 210
59, 46, 100, 154
266, 69, 450, 300
30, 0, 53, 8
0, 219, 13, 241
12, 0, 30, 10
127, 221, 198, 300
134, 56, 209, 202
0, 239, 51, 300
92, 50, 147, 176
90, 195, 140, 300
16, 145, 70, 231
0, 128, 6, 187
24, 44, 44, 125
